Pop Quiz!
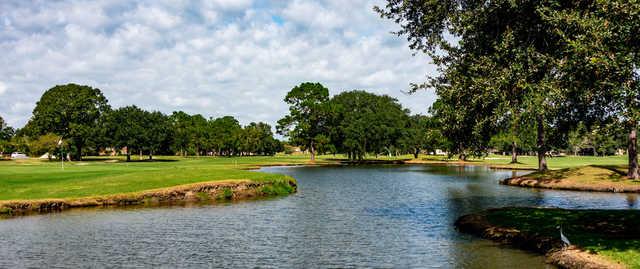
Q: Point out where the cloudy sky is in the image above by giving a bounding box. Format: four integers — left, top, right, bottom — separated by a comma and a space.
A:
0, 0, 438, 129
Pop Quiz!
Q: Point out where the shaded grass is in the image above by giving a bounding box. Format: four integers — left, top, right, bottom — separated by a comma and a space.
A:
486, 207, 640, 268
415, 154, 629, 170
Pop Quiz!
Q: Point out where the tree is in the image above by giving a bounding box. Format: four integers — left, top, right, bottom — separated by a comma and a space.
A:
188, 114, 210, 156
169, 111, 192, 157
543, 1, 640, 178
29, 84, 110, 160
399, 115, 445, 159
142, 111, 172, 160
277, 82, 331, 161
375, 1, 580, 171
210, 116, 242, 156
239, 122, 280, 156
330, 90, 409, 160
103, 106, 146, 162
29, 133, 61, 160
0, 116, 14, 155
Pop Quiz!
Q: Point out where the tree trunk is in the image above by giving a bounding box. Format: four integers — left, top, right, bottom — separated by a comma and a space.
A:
510, 141, 518, 164
537, 115, 548, 172
414, 148, 419, 159
309, 141, 316, 161
75, 143, 83, 161
628, 128, 638, 179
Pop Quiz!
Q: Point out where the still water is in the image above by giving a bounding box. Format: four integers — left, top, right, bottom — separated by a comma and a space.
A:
1, 165, 638, 268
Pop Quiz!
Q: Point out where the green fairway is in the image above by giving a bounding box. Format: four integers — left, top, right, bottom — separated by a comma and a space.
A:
0, 154, 631, 201
0, 155, 331, 201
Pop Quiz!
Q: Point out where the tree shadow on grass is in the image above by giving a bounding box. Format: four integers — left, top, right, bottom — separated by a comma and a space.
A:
486, 207, 640, 254
79, 157, 179, 163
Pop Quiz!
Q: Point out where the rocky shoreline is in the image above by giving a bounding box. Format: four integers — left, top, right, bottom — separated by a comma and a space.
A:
0, 178, 297, 216
455, 210, 624, 269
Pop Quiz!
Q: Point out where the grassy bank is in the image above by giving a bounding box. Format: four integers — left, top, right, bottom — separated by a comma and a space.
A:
0, 154, 630, 201
502, 165, 640, 192
0, 155, 330, 201
456, 207, 640, 268
410, 154, 628, 170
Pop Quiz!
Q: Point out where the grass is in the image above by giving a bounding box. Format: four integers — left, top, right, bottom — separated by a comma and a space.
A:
412, 154, 628, 169
0, 155, 333, 201
0, 153, 632, 201
486, 207, 640, 268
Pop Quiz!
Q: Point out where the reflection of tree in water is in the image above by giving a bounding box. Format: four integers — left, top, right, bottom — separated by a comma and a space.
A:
626, 194, 638, 208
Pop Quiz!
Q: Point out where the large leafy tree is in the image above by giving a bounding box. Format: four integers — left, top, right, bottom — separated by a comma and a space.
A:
544, 1, 640, 178
142, 111, 172, 160
277, 82, 331, 161
239, 122, 280, 156
169, 111, 193, 156
330, 90, 409, 160
210, 116, 242, 156
376, 0, 583, 171
29, 84, 110, 160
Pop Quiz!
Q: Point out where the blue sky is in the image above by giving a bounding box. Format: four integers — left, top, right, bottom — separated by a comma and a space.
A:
0, 0, 438, 128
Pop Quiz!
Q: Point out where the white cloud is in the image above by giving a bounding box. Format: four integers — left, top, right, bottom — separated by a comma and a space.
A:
0, 82, 6, 96
0, 0, 437, 129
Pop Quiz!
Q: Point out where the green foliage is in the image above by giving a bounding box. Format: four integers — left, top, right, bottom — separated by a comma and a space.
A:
218, 187, 234, 200
210, 116, 241, 156
103, 106, 146, 160
29, 133, 62, 159
0, 116, 14, 154
260, 180, 294, 196
277, 82, 331, 160
329, 90, 410, 159
196, 192, 211, 201
28, 84, 110, 160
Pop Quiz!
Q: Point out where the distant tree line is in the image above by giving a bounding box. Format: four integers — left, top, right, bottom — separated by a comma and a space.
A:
2, 84, 282, 161
277, 82, 447, 161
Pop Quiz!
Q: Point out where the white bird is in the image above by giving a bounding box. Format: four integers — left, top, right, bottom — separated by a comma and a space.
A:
558, 225, 571, 247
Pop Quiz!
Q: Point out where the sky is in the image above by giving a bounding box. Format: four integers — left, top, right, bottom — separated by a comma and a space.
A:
0, 0, 438, 129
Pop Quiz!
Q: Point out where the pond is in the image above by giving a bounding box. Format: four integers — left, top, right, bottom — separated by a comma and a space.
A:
1, 165, 638, 268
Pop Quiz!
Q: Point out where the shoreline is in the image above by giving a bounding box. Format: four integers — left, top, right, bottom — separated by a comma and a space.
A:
455, 209, 625, 269
500, 166, 640, 193
0, 158, 534, 217
0, 177, 297, 216
501, 176, 640, 193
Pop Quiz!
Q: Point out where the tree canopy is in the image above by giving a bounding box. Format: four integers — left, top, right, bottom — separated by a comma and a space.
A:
28, 84, 110, 160
277, 82, 331, 161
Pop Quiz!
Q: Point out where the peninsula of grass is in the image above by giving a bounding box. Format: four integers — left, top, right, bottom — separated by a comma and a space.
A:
456, 207, 640, 269
409, 154, 639, 193
0, 155, 335, 215
501, 165, 640, 193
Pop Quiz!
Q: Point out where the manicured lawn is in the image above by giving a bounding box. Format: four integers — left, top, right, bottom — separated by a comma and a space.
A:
0, 155, 333, 201
0, 153, 631, 201
486, 207, 640, 268
416, 154, 628, 169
